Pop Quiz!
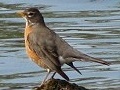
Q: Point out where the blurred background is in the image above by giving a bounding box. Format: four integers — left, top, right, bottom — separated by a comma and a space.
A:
0, 0, 120, 90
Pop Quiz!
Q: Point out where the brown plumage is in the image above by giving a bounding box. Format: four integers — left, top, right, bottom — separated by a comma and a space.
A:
17, 8, 110, 84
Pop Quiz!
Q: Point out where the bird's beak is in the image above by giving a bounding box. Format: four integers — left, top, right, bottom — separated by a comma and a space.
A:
17, 11, 26, 17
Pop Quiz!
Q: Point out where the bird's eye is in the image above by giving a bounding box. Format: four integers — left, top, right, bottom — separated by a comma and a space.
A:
27, 12, 35, 17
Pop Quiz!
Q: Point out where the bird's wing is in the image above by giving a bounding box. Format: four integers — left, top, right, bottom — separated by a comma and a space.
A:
55, 36, 110, 66
64, 47, 110, 65
27, 31, 60, 68
27, 31, 69, 81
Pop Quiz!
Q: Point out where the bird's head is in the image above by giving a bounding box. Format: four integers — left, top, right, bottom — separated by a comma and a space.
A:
17, 8, 45, 26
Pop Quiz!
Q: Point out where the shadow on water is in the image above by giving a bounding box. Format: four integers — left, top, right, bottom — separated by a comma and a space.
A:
0, 0, 120, 90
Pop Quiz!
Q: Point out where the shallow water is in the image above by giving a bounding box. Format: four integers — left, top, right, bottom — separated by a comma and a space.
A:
0, 0, 120, 90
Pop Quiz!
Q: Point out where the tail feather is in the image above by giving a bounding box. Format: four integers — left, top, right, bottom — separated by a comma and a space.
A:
65, 48, 110, 66
67, 62, 82, 75
56, 67, 69, 81
79, 53, 110, 66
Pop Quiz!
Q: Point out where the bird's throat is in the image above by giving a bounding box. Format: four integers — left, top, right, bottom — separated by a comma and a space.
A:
24, 17, 36, 27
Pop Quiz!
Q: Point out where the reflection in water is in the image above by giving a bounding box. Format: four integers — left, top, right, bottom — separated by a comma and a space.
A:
0, 0, 120, 90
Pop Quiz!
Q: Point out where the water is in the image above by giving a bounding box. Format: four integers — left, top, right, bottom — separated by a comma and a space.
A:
0, 0, 120, 90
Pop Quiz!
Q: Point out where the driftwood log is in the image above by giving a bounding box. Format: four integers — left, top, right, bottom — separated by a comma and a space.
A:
33, 79, 89, 90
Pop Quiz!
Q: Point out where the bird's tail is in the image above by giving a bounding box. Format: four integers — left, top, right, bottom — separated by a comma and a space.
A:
78, 53, 110, 66
67, 62, 82, 75
56, 67, 69, 81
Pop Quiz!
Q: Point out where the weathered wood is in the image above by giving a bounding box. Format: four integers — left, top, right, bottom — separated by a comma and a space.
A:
33, 79, 89, 90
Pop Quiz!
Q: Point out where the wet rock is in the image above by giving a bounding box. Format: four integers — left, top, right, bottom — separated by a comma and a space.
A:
33, 79, 89, 90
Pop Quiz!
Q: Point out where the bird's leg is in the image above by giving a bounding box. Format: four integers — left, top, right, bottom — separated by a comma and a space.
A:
51, 72, 56, 79
40, 69, 51, 85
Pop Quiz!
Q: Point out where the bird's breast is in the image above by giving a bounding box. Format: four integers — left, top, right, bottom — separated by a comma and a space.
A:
24, 27, 48, 69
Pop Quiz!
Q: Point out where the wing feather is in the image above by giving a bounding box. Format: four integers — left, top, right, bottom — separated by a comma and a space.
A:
27, 31, 61, 70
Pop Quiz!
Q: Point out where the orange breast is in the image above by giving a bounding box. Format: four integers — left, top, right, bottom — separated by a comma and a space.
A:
24, 26, 48, 69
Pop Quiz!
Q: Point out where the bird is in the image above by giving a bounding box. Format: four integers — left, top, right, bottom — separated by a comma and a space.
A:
17, 8, 110, 84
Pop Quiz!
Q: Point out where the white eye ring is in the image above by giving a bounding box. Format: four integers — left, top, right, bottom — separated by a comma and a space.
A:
27, 12, 35, 17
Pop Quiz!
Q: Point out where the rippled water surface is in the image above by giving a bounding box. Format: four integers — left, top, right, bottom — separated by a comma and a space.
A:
0, 0, 120, 90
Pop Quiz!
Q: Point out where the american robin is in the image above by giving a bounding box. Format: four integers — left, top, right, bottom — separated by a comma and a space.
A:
17, 8, 110, 84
